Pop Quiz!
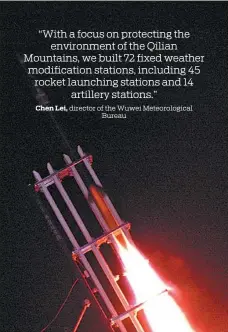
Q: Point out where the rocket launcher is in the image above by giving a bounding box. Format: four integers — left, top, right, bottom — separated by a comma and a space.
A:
89, 184, 128, 248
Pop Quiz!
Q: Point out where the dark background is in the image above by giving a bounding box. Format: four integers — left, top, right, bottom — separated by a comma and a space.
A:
1, 2, 228, 332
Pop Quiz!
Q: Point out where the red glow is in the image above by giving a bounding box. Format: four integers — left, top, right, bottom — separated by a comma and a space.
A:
116, 238, 195, 332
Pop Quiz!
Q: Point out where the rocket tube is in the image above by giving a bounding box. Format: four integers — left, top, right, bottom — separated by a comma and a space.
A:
89, 185, 127, 247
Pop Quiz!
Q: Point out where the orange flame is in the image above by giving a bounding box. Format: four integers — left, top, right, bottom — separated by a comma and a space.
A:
116, 239, 195, 332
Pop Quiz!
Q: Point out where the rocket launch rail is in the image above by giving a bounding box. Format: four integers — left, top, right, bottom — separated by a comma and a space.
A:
72, 223, 131, 258
33, 146, 151, 332
33, 146, 195, 332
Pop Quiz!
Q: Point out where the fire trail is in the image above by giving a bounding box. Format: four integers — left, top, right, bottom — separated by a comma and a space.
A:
33, 146, 196, 332
90, 184, 194, 331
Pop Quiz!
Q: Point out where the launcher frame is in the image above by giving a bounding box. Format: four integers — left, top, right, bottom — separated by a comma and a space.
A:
33, 146, 149, 332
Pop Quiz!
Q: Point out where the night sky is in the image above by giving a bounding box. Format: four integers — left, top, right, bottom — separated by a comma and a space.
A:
1, 2, 228, 332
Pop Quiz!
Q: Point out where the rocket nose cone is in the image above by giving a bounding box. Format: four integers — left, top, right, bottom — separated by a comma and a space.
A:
89, 184, 105, 201
88, 184, 101, 201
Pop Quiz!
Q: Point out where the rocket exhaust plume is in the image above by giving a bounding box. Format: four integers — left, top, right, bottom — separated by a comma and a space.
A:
34, 149, 198, 332
90, 184, 195, 331
116, 240, 194, 332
